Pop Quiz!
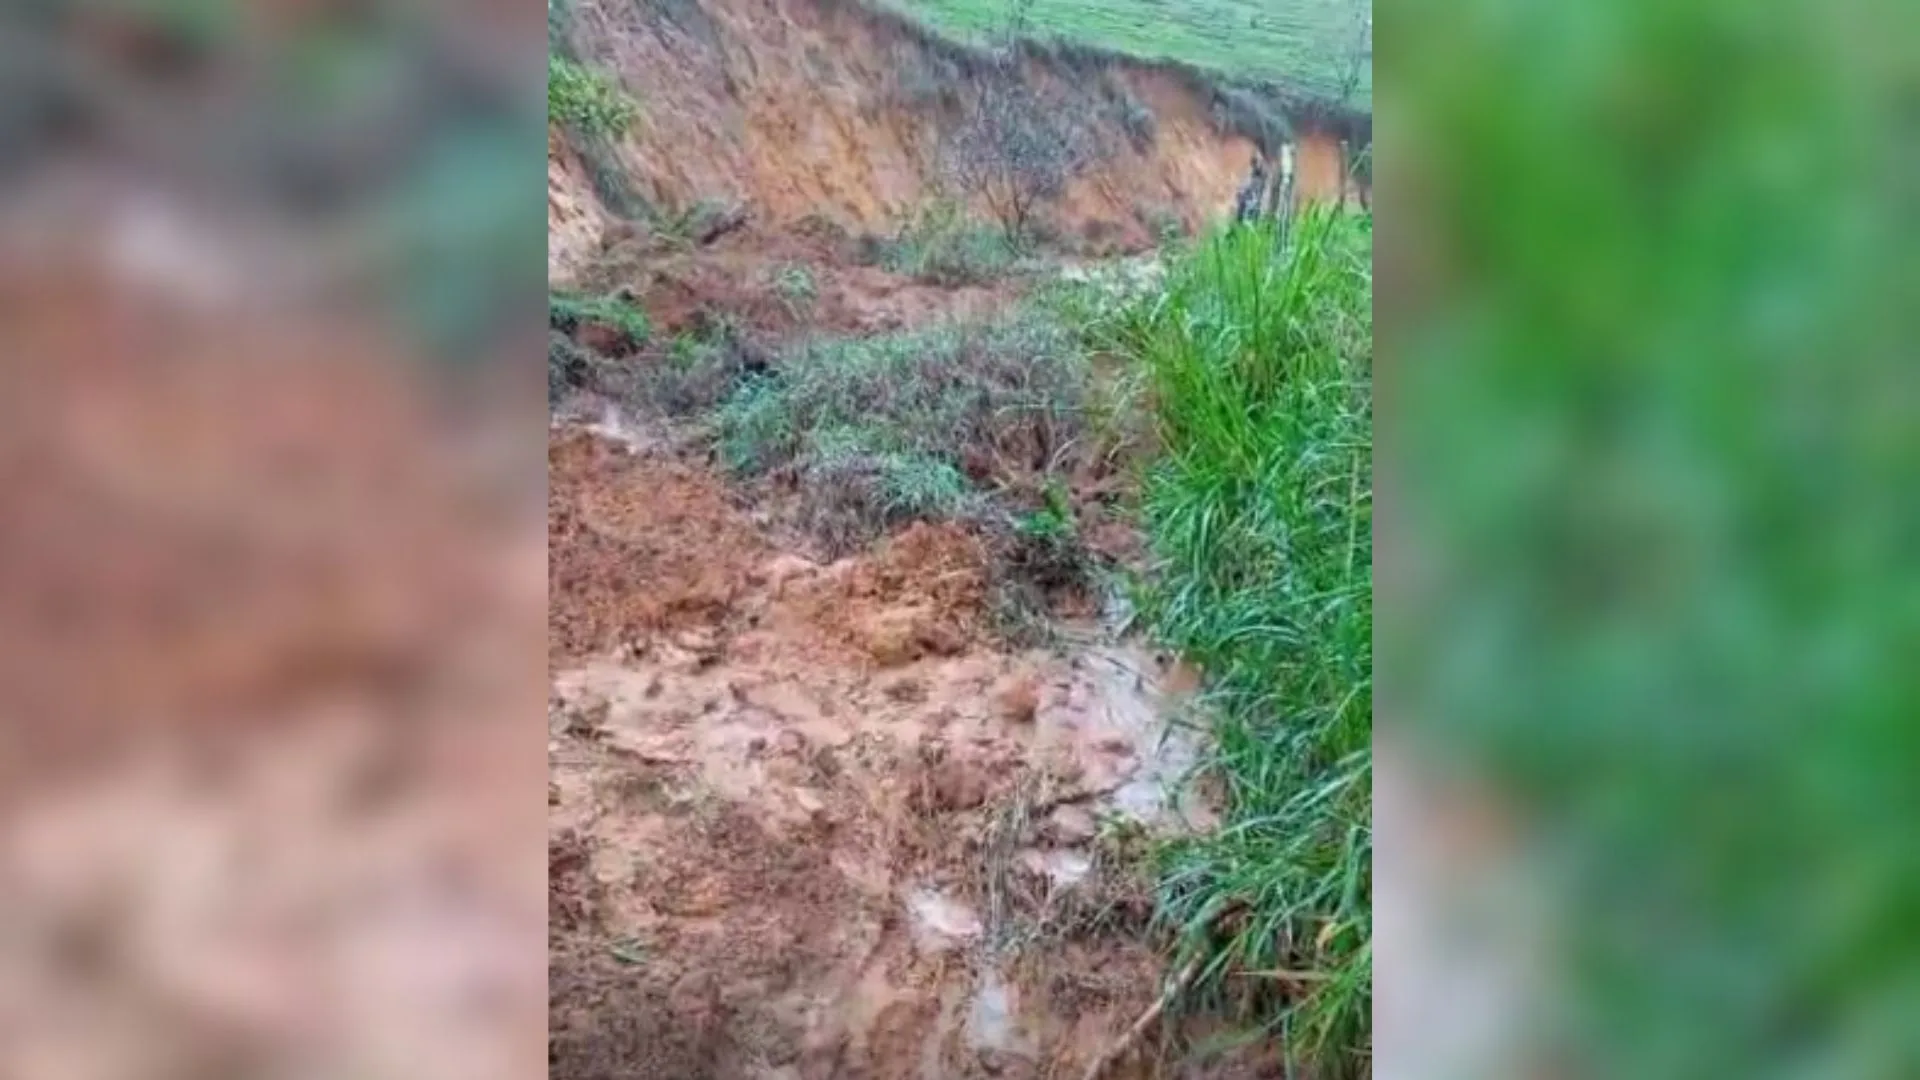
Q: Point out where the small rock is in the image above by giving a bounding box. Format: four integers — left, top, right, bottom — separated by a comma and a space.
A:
994, 675, 1040, 724
563, 698, 610, 740
1094, 735, 1133, 755
907, 888, 982, 953
674, 627, 720, 656
915, 621, 966, 657
602, 729, 685, 765
1017, 847, 1094, 890
860, 609, 926, 668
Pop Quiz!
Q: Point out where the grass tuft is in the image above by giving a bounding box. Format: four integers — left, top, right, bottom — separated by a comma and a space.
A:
550, 289, 652, 350
864, 200, 1020, 285
1115, 207, 1372, 1075
714, 313, 1090, 547
548, 55, 639, 139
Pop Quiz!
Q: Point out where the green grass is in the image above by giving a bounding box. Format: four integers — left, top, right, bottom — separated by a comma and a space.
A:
885, 0, 1370, 105
548, 56, 638, 140
711, 313, 1092, 547
862, 200, 1021, 285
1110, 209, 1371, 1074
550, 289, 652, 346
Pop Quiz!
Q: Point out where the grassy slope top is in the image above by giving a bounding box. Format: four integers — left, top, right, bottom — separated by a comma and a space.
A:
885, 0, 1371, 107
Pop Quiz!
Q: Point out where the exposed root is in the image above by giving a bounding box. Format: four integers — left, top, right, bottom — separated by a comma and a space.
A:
1076, 958, 1200, 1080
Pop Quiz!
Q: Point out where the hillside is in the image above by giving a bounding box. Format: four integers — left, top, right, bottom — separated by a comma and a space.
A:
886, 0, 1372, 105
548, 0, 1368, 282
548, 0, 1373, 1075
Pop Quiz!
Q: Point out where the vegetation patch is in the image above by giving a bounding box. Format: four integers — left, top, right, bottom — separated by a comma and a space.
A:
630, 318, 769, 417
768, 262, 820, 318
863, 201, 1020, 285
652, 312, 1116, 630
1112, 209, 1372, 1075
549, 331, 598, 405
715, 313, 1086, 500
548, 56, 639, 140
549, 289, 657, 404
940, 57, 1098, 246
551, 289, 652, 352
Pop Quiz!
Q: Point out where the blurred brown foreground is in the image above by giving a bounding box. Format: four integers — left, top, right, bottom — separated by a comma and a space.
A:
0, 4, 548, 1078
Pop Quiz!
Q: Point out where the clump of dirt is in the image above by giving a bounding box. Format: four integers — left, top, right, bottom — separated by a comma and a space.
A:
549, 428, 1216, 1080
779, 521, 992, 667
548, 429, 771, 662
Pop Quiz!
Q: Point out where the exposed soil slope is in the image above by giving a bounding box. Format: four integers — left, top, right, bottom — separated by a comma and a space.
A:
549, 0, 1358, 281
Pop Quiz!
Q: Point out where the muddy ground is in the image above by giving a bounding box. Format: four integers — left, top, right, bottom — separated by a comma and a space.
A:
546, 412, 1241, 1078
544, 0, 1305, 1062
544, 184, 1264, 1074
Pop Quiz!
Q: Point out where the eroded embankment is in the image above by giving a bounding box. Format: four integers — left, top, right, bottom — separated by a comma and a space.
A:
548, 0, 1360, 281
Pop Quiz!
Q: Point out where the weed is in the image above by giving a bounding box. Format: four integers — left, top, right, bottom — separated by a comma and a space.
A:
1136, 205, 1188, 247
574, 130, 651, 220
650, 197, 737, 250
549, 330, 596, 404
551, 289, 652, 352
768, 262, 819, 318
629, 320, 766, 417
1210, 84, 1292, 150
1114, 207, 1372, 1075
793, 433, 980, 552
1101, 80, 1158, 151
714, 313, 1090, 551
1006, 481, 1087, 589
873, 200, 1018, 285
548, 56, 639, 140
548, 1, 648, 219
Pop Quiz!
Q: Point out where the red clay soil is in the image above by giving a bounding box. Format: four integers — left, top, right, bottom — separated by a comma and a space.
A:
549, 429, 773, 663
0, 272, 548, 1080
547, 0, 1290, 283
574, 224, 1023, 340
546, 427, 1241, 1079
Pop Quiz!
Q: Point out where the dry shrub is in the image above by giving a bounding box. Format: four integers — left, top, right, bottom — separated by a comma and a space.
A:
940, 55, 1097, 247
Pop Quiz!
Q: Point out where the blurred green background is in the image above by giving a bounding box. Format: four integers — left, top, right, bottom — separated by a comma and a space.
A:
1381, 0, 1920, 1075
0, 0, 544, 362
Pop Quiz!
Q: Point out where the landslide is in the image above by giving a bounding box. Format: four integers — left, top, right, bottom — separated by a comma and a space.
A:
548, 0, 1358, 281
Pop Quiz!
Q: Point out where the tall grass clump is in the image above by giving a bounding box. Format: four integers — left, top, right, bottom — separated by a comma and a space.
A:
1119, 207, 1372, 1074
